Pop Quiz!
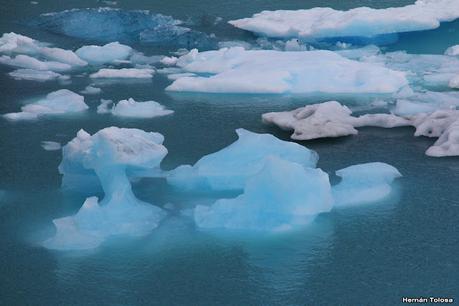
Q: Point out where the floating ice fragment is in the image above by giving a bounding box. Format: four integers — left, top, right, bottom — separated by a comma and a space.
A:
80, 85, 102, 95
445, 45, 459, 56
194, 157, 332, 231
8, 69, 68, 81
0, 54, 71, 71
167, 128, 318, 191
332, 163, 402, 207
41, 141, 61, 151
3, 89, 88, 121
46, 127, 168, 250
229, 0, 459, 43
90, 68, 154, 78
75, 42, 132, 65
110, 98, 173, 118
97, 99, 113, 114
166, 47, 407, 94
449, 75, 459, 89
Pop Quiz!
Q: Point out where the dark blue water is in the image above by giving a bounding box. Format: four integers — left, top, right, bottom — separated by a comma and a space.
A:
0, 1, 458, 305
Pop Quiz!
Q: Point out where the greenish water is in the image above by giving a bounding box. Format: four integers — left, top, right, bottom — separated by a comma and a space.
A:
0, 1, 458, 305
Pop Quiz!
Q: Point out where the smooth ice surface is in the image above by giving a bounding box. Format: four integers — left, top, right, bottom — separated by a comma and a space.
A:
90, 68, 154, 78
168, 128, 318, 191
8, 68, 68, 81
166, 47, 407, 94
332, 162, 402, 207
31, 8, 217, 49
46, 127, 168, 250
194, 157, 333, 231
229, 0, 459, 42
75, 42, 132, 65
3, 89, 88, 120
41, 141, 61, 151
110, 98, 173, 118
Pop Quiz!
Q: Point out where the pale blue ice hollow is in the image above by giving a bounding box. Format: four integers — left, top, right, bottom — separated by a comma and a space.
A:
29, 8, 218, 50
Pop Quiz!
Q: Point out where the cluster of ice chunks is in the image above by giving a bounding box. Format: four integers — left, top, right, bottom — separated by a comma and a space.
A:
30, 8, 217, 49
47, 127, 402, 250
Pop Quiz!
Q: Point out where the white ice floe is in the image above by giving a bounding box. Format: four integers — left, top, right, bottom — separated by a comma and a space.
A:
166, 47, 407, 94
110, 98, 173, 118
229, 0, 459, 41
160, 56, 178, 66
263, 101, 459, 157
3, 89, 88, 120
194, 156, 333, 232
167, 128, 319, 191
0, 54, 72, 71
332, 162, 402, 207
445, 45, 459, 56
0, 32, 87, 67
449, 75, 459, 89
8, 69, 69, 81
90, 68, 154, 78
41, 141, 61, 151
80, 85, 102, 95
75, 42, 132, 65
45, 127, 167, 250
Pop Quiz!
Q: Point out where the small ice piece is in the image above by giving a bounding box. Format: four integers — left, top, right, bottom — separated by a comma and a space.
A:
80, 85, 102, 95
41, 141, 61, 151
0, 54, 71, 71
110, 98, 173, 118
332, 162, 402, 207
75, 42, 132, 65
90, 68, 154, 78
167, 128, 318, 191
425, 119, 459, 157
30, 1, 39, 4
166, 47, 407, 94
229, 1, 459, 42
445, 45, 459, 56
8, 69, 68, 81
449, 75, 459, 89
160, 56, 178, 66
194, 156, 332, 231
45, 127, 168, 250
3, 89, 88, 120
97, 99, 113, 114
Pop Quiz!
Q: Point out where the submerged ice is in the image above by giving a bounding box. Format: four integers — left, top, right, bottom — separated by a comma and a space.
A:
45, 127, 168, 250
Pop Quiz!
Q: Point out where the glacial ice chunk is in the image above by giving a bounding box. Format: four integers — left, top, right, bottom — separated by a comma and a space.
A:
425, 119, 459, 157
166, 47, 407, 94
46, 127, 168, 250
0, 54, 71, 71
332, 162, 402, 207
449, 75, 459, 89
75, 42, 132, 65
110, 98, 173, 118
8, 69, 69, 81
194, 157, 332, 231
90, 68, 154, 78
445, 45, 459, 56
229, 0, 459, 42
41, 141, 61, 151
31, 8, 217, 49
80, 85, 102, 95
3, 89, 88, 120
167, 128, 318, 191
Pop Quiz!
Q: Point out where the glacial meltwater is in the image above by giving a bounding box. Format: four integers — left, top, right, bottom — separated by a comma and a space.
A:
0, 0, 458, 305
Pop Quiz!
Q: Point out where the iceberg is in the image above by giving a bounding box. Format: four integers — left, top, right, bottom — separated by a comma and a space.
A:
263, 101, 459, 157
445, 45, 459, 56
90, 68, 154, 78
332, 163, 402, 207
194, 157, 333, 232
8, 69, 69, 81
3, 89, 88, 120
31, 8, 217, 49
110, 98, 173, 118
45, 127, 168, 250
75, 42, 132, 65
167, 128, 318, 191
166, 47, 407, 94
229, 0, 459, 43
